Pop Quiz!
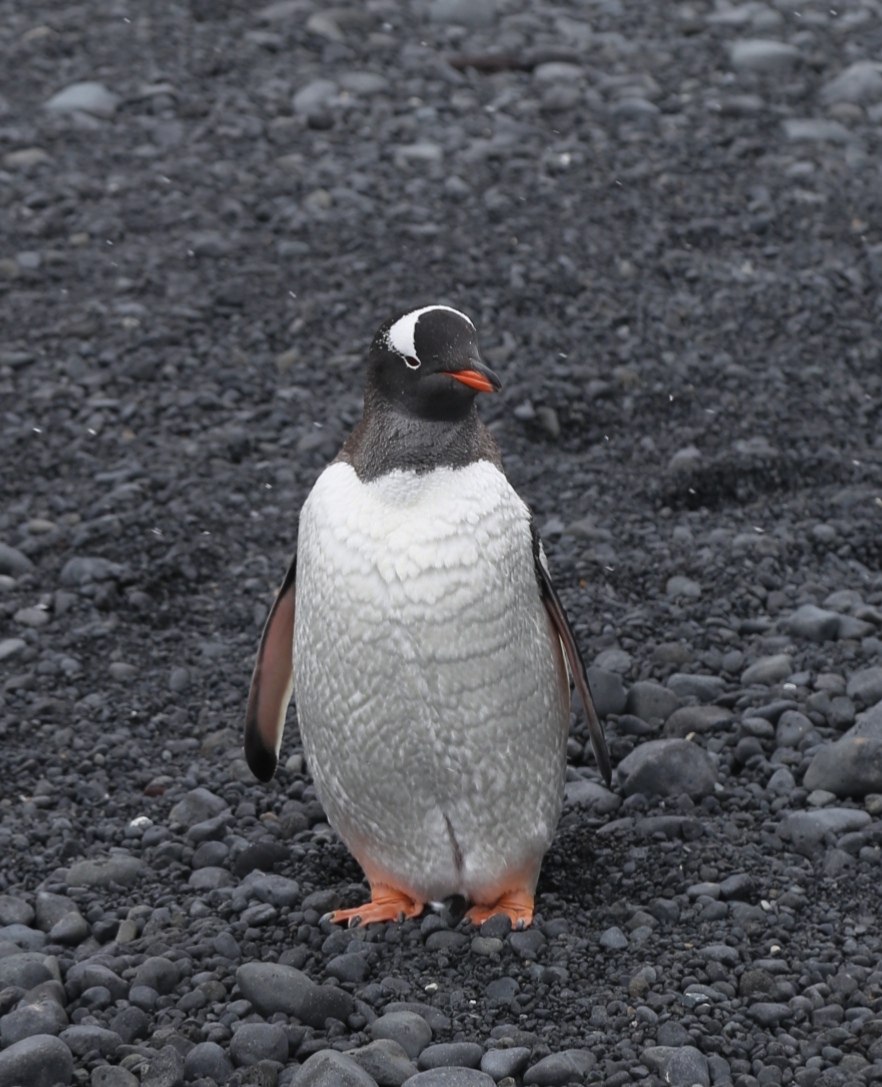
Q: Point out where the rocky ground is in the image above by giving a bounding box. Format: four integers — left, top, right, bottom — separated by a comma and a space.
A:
2, 0, 882, 1085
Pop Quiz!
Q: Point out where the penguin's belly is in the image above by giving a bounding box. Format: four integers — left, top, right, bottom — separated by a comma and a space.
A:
292, 460, 569, 904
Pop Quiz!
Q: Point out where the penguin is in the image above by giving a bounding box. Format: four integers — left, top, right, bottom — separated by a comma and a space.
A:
245, 304, 611, 929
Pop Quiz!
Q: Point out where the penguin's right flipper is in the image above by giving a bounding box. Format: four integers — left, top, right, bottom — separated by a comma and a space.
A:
244, 553, 297, 782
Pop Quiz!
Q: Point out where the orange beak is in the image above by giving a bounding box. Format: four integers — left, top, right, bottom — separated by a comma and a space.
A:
441, 363, 502, 393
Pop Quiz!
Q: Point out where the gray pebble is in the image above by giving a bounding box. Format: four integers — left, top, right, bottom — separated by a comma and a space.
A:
666, 673, 726, 702
663, 705, 733, 738
749, 1002, 792, 1027
59, 556, 122, 587
236, 962, 354, 1026
13, 606, 49, 628
183, 1041, 233, 1082
741, 653, 792, 686
66, 962, 127, 1001
775, 709, 814, 748
348, 1037, 418, 1086
664, 1045, 709, 1087
91, 1067, 139, 1087
169, 666, 191, 692
371, 1010, 433, 1059
729, 39, 801, 73
230, 1021, 288, 1066
133, 956, 180, 995
418, 1042, 483, 1070
599, 926, 628, 950
778, 807, 871, 857
0, 638, 27, 662
402, 1071, 495, 1087
428, 0, 496, 28
0, 953, 53, 991
66, 855, 142, 888
625, 681, 680, 722
141, 1044, 185, 1087
845, 666, 882, 708
0, 998, 68, 1047
239, 871, 301, 908
0, 1033, 73, 1087
585, 667, 627, 717
58, 1025, 121, 1057
192, 839, 229, 868
0, 924, 45, 951
291, 1049, 379, 1086
188, 866, 234, 891
169, 787, 229, 826
44, 81, 119, 118
480, 1046, 531, 1080
803, 707, 882, 796
523, 1049, 595, 1085
0, 543, 34, 576
617, 738, 717, 798
782, 119, 852, 144
821, 60, 882, 106
665, 576, 701, 599
48, 912, 89, 946
0, 897, 34, 928
292, 79, 338, 116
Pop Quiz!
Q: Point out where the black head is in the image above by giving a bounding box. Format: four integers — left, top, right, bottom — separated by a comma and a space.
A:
365, 305, 501, 422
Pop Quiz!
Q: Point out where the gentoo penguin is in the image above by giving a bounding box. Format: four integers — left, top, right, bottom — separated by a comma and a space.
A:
245, 304, 611, 929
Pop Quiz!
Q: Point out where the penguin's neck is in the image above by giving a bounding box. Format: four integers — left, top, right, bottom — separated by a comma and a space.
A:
337, 403, 502, 483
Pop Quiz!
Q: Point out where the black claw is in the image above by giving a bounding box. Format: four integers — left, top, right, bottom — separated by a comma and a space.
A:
347, 914, 362, 929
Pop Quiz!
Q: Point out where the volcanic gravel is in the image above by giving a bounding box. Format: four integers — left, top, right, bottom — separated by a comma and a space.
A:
2, 0, 882, 1085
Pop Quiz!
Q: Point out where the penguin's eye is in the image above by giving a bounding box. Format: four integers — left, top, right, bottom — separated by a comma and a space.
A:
404, 356, 421, 370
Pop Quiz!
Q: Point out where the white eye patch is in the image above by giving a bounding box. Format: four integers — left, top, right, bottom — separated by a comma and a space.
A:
384, 305, 475, 367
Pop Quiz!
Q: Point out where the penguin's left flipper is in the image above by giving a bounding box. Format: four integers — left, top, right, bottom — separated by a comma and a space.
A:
532, 526, 613, 787
244, 553, 297, 783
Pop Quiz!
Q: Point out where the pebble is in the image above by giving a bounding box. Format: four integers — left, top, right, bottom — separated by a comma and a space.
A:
664, 1045, 710, 1087
291, 1049, 379, 1086
44, 81, 119, 118
481, 1046, 531, 1080
169, 788, 229, 826
666, 673, 726, 702
663, 705, 732, 738
845, 666, 882, 707
803, 707, 882, 796
140, 1045, 185, 1087
183, 1041, 234, 1082
428, 0, 496, 28
0, 543, 34, 576
617, 739, 717, 798
0, 999, 68, 1046
0, 1034, 74, 1087
230, 1021, 289, 1066
778, 807, 872, 858
348, 1038, 418, 1085
236, 962, 354, 1026
729, 39, 802, 73
821, 60, 882, 105
418, 1042, 483, 1070
523, 1049, 595, 1085
786, 604, 842, 642
402, 1071, 495, 1087
625, 681, 681, 722
370, 1010, 433, 1059
66, 855, 142, 888
741, 653, 792, 686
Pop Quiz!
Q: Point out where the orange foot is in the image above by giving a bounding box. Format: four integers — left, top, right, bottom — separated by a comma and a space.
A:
324, 886, 424, 928
465, 888, 534, 930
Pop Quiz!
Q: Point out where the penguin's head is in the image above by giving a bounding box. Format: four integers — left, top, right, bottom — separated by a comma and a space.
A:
366, 305, 502, 422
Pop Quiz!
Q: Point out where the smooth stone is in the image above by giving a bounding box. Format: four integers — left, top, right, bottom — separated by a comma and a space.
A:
665, 576, 701, 599
141, 1044, 185, 1087
428, 0, 496, 28
0, 897, 34, 927
783, 119, 852, 144
625, 681, 681, 722
0, 1034, 73, 1087
292, 78, 337, 115
599, 926, 628, 950
786, 604, 842, 642
0, 543, 34, 576
741, 653, 792, 686
91, 1068, 139, 1087
803, 707, 882, 796
663, 705, 733, 738
402, 1071, 495, 1087
481, 1046, 531, 1080
523, 1049, 596, 1085
66, 855, 142, 888
239, 872, 301, 908
821, 61, 882, 106
348, 1038, 418, 1086
0, 954, 53, 991
169, 788, 228, 827
666, 673, 726, 702
183, 1041, 233, 1083
13, 606, 49, 628
0, 999, 68, 1046
846, 667, 882, 707
729, 39, 801, 73
45, 81, 119, 118
586, 667, 627, 717
370, 1010, 433, 1059
236, 962, 354, 1027
778, 807, 872, 858
0, 925, 45, 951
58, 557, 122, 586
291, 1049, 379, 1086
664, 1045, 710, 1087
417, 1042, 483, 1071
230, 1021, 288, 1066
132, 957, 179, 995
617, 738, 717, 798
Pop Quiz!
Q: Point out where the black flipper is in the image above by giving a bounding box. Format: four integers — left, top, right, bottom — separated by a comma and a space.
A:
531, 522, 612, 786
244, 553, 297, 783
